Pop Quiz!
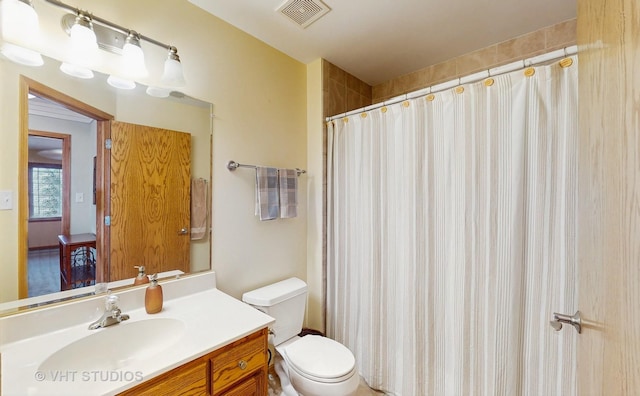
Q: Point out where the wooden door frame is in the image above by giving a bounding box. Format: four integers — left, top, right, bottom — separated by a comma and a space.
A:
18, 76, 114, 298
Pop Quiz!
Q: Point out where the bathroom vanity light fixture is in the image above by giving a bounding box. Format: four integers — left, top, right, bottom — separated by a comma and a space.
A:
0, 0, 187, 92
0, 0, 43, 66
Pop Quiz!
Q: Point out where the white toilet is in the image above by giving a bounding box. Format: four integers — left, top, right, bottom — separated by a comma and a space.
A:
242, 277, 359, 396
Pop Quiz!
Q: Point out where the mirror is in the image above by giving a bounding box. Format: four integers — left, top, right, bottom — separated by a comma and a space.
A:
0, 52, 212, 314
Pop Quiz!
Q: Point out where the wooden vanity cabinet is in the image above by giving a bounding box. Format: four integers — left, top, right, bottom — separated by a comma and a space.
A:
117, 328, 268, 396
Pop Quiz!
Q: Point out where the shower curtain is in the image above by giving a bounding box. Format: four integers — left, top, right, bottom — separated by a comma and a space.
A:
327, 56, 578, 395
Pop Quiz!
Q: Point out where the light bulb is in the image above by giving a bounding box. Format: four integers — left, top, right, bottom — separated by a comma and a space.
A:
60, 13, 98, 77
69, 15, 97, 51
60, 62, 94, 79
0, 0, 43, 66
161, 47, 186, 87
107, 75, 135, 90
1, 42, 42, 66
146, 86, 171, 98
121, 33, 147, 79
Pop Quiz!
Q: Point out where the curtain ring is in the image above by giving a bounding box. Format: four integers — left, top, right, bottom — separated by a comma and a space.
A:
559, 58, 573, 68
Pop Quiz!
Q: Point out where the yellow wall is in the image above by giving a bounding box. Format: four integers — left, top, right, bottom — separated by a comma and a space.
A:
0, 58, 19, 299
0, 1, 308, 307
306, 59, 324, 331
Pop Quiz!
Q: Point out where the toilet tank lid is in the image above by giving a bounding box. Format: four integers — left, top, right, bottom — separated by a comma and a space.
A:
242, 277, 308, 306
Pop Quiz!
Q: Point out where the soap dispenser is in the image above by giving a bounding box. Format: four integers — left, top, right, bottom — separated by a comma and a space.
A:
145, 273, 163, 314
133, 266, 150, 286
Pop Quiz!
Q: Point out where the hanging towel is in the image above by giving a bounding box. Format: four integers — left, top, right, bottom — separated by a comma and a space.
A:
255, 167, 279, 220
190, 178, 208, 240
278, 168, 298, 218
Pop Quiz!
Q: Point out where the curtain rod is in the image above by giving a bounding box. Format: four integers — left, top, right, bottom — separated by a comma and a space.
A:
226, 160, 306, 176
326, 45, 578, 122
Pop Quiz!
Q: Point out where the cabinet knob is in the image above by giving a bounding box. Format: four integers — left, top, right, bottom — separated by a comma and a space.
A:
238, 360, 248, 370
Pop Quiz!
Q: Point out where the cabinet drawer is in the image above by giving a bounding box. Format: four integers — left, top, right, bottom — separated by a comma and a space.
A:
211, 331, 267, 394
219, 373, 258, 396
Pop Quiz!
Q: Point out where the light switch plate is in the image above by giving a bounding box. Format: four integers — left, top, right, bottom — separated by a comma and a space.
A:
0, 190, 12, 210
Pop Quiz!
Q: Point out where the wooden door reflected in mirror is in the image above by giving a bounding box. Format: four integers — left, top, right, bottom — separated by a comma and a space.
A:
109, 121, 192, 281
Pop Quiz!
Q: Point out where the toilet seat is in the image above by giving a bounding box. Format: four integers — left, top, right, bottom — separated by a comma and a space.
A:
280, 335, 356, 384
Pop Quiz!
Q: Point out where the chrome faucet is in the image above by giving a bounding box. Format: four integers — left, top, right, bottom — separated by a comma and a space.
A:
88, 294, 130, 330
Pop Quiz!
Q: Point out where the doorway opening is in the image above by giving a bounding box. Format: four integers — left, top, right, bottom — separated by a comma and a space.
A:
18, 77, 113, 299
26, 131, 70, 297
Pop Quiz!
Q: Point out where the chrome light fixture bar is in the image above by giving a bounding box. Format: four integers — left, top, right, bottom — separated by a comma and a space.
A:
45, 0, 186, 88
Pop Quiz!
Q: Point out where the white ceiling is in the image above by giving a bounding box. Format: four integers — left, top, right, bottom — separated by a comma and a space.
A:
189, 0, 576, 86
29, 96, 94, 125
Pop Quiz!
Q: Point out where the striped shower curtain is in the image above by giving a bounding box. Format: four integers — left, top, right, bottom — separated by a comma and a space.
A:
327, 56, 578, 395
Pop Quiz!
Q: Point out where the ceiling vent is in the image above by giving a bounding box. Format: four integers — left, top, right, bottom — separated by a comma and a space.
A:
277, 0, 331, 29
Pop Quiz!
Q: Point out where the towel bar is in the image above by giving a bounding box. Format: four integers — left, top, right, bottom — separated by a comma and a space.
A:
227, 160, 306, 176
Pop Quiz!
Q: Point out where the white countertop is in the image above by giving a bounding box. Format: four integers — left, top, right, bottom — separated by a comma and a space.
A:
0, 273, 274, 396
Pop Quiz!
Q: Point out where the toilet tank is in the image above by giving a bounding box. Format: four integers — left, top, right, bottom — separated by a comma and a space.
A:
242, 277, 307, 345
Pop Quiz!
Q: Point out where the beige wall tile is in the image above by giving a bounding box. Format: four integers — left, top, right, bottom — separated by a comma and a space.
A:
431, 60, 457, 84
323, 60, 372, 117
328, 62, 346, 85
322, 59, 331, 92
372, 81, 392, 103
346, 88, 367, 112
545, 18, 577, 49
327, 78, 346, 117
496, 29, 546, 63
456, 45, 498, 76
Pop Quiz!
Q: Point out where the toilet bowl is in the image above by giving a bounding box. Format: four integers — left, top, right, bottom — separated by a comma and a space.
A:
242, 277, 359, 396
276, 335, 359, 396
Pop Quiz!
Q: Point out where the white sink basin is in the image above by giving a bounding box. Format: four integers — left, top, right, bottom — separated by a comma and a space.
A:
38, 318, 185, 377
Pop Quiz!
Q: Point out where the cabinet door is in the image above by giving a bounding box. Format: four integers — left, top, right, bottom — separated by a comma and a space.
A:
219, 372, 261, 396
117, 359, 208, 396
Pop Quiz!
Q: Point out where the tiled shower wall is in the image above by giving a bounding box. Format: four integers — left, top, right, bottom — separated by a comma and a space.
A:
322, 61, 373, 119
322, 18, 576, 118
